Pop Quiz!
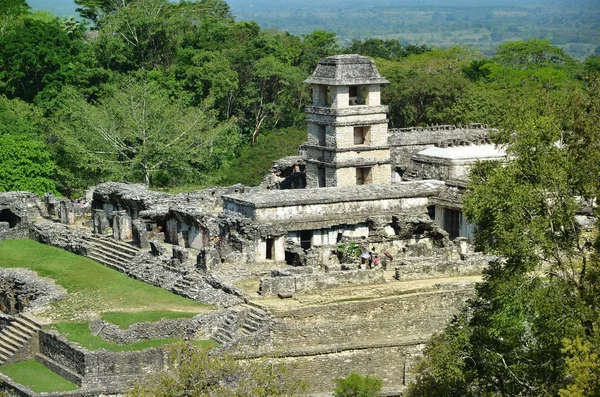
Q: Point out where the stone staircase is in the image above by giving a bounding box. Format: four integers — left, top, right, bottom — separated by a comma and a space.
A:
172, 273, 203, 297
86, 235, 140, 274
0, 314, 42, 365
212, 304, 271, 345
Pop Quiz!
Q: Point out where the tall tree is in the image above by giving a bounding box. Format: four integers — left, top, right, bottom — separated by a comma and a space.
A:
49, 76, 233, 189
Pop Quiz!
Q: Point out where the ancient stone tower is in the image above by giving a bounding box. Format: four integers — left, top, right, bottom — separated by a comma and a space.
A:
304, 54, 391, 187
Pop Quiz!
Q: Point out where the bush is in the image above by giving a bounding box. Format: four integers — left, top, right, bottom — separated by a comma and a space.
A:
334, 372, 383, 397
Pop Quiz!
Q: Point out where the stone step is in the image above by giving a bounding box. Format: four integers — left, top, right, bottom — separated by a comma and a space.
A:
17, 314, 41, 332
244, 318, 262, 330
12, 319, 38, 336
2, 325, 30, 341
246, 311, 267, 323
88, 236, 139, 257
0, 343, 17, 357
0, 334, 24, 351
241, 323, 258, 334
89, 242, 136, 261
90, 245, 133, 264
0, 352, 10, 364
87, 252, 127, 274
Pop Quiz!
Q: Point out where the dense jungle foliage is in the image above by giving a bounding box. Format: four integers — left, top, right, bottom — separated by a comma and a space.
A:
0, 0, 598, 197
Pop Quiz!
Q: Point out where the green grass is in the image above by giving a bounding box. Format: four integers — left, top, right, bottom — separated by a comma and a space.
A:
101, 311, 199, 329
55, 322, 218, 351
0, 239, 213, 321
0, 360, 78, 393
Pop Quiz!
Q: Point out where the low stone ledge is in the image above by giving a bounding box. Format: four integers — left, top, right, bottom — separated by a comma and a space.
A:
240, 337, 429, 359
29, 222, 91, 257
90, 310, 224, 345
260, 268, 384, 296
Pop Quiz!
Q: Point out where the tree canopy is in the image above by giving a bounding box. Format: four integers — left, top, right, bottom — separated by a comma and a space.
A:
407, 76, 600, 397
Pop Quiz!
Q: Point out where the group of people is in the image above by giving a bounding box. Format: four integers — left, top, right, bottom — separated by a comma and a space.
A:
72, 197, 89, 207
361, 251, 381, 269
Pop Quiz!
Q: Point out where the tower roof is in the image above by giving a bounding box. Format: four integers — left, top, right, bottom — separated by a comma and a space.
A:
304, 54, 389, 86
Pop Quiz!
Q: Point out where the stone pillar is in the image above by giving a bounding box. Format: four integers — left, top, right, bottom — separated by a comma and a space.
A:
132, 219, 149, 249
197, 250, 208, 271
112, 210, 132, 241
165, 218, 179, 245
59, 199, 75, 225
43, 193, 59, 217
274, 236, 285, 262
93, 209, 109, 235
172, 246, 188, 264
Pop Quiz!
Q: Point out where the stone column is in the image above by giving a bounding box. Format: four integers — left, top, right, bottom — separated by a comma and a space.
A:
93, 209, 109, 235
132, 219, 149, 249
59, 199, 75, 225
112, 210, 132, 241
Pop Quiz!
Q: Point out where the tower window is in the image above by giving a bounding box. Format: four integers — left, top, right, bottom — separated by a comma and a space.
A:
317, 167, 326, 187
356, 167, 372, 185
317, 124, 326, 146
349, 85, 367, 106
353, 126, 371, 145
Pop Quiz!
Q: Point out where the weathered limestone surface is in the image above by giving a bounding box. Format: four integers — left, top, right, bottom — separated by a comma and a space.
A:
260, 268, 385, 296
0, 192, 46, 241
223, 181, 444, 229
305, 54, 389, 86
266, 343, 423, 395
268, 287, 473, 351
0, 268, 67, 315
29, 222, 91, 257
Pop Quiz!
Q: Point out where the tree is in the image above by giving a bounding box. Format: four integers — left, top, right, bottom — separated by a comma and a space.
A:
74, 0, 134, 29
49, 76, 233, 189
407, 79, 600, 397
0, 17, 81, 102
377, 47, 476, 127
333, 372, 382, 397
0, 96, 56, 195
494, 38, 573, 70
128, 342, 306, 396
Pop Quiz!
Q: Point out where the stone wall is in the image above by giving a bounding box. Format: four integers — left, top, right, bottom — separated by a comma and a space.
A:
268, 288, 473, 351
389, 124, 493, 171
0, 192, 46, 241
0, 268, 67, 314
394, 254, 490, 281
259, 268, 385, 296
38, 331, 168, 391
259, 342, 424, 395
29, 222, 91, 257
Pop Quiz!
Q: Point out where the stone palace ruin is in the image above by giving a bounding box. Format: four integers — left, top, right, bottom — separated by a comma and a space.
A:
0, 55, 506, 396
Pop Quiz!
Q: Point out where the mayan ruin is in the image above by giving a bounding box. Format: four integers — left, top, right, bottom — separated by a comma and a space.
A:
0, 54, 514, 396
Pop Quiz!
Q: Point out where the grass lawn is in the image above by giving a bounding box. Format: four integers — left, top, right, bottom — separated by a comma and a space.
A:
56, 322, 218, 351
101, 311, 199, 329
0, 360, 78, 393
0, 239, 214, 322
